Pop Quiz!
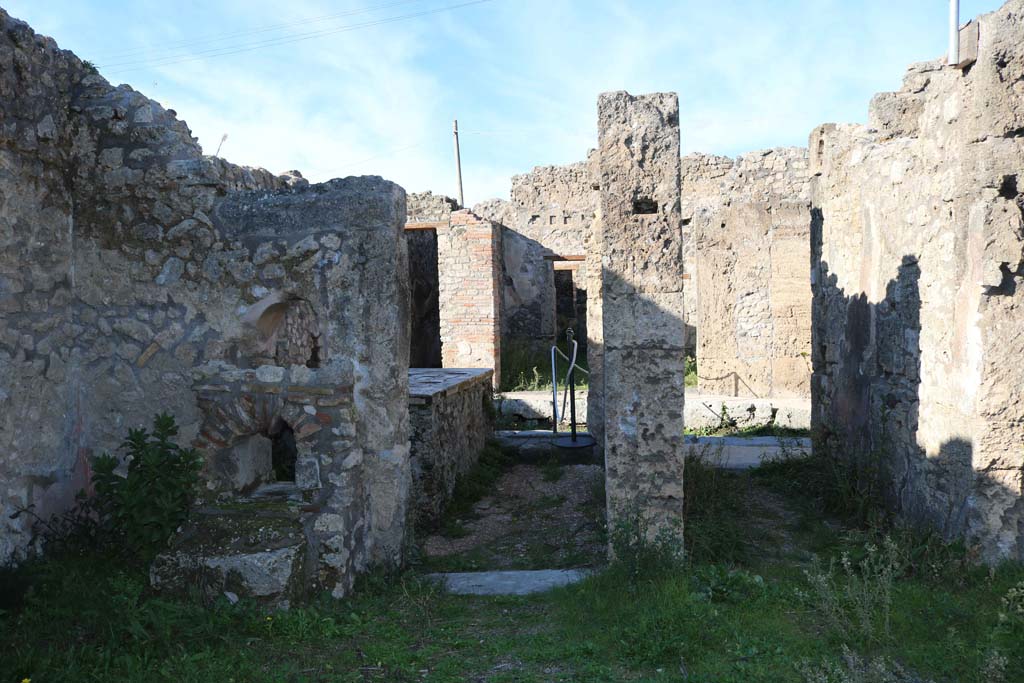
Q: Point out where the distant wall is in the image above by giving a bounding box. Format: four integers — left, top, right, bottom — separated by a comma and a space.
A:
475, 162, 597, 362
684, 149, 812, 398
811, 1, 1024, 562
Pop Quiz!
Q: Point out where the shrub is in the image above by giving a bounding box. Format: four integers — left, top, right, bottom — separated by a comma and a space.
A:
92, 413, 202, 560
608, 502, 683, 586
798, 646, 933, 683
801, 536, 904, 644
998, 580, 1024, 628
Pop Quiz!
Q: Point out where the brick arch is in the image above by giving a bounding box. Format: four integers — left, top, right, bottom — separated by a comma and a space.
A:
192, 376, 354, 493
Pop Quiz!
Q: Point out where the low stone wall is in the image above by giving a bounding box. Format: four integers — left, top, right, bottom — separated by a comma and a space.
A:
409, 368, 494, 526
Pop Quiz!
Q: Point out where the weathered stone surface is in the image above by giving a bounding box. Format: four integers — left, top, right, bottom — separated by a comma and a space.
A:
149, 508, 306, 609
811, 0, 1024, 563
408, 368, 494, 525
595, 91, 686, 540
0, 9, 412, 595
216, 434, 273, 492
683, 149, 812, 398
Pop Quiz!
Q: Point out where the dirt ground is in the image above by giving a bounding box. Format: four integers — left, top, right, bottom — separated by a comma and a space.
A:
421, 462, 607, 572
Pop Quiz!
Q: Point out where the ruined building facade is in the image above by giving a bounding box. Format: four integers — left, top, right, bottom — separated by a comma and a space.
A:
3, 0, 1024, 580
811, 2, 1024, 562
0, 10, 412, 594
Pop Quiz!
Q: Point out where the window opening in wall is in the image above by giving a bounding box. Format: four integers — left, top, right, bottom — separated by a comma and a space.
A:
307, 335, 321, 369
269, 417, 297, 482
632, 197, 659, 214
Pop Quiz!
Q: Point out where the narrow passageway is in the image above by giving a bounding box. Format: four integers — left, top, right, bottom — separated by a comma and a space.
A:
421, 457, 607, 575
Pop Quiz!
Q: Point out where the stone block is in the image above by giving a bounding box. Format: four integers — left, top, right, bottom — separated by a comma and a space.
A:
214, 434, 273, 492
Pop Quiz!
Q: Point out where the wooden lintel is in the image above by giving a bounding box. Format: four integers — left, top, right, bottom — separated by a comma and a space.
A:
543, 254, 586, 262
405, 220, 446, 231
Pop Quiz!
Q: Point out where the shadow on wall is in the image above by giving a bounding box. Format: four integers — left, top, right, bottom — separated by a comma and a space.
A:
408, 229, 442, 368
811, 211, 1020, 559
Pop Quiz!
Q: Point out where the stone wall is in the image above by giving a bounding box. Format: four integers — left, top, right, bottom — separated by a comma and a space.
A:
0, 9, 411, 591
683, 149, 812, 398
811, 0, 1024, 562
437, 210, 502, 387
406, 192, 456, 369
408, 368, 494, 525
475, 162, 597, 360
595, 91, 686, 538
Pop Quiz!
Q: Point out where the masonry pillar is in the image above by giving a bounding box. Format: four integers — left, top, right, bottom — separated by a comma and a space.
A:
597, 91, 686, 539
437, 210, 502, 388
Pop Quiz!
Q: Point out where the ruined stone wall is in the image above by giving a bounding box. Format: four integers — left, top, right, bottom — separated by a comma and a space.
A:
406, 192, 456, 369
811, 0, 1024, 562
437, 210, 502, 387
0, 10, 411, 588
684, 148, 812, 398
408, 368, 494, 526
475, 162, 597, 361
595, 91, 686, 537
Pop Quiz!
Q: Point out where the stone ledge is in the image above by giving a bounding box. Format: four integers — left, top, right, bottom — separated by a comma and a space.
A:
409, 367, 493, 404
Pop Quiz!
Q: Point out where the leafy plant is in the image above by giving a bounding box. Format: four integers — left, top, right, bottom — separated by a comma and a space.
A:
684, 355, 698, 387
998, 580, 1024, 629
608, 502, 683, 587
92, 413, 202, 560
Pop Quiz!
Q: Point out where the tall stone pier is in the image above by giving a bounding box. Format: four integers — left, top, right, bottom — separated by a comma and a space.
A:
596, 92, 686, 538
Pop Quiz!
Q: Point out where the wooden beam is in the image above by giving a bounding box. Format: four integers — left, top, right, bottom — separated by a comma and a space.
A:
543, 254, 586, 262
405, 220, 446, 231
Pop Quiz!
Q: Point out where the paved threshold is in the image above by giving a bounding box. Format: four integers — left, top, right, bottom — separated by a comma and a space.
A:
684, 435, 812, 470
426, 569, 590, 596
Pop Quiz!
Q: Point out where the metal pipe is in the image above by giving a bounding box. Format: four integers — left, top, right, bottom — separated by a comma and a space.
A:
949, 0, 960, 66
551, 345, 560, 433
453, 119, 465, 208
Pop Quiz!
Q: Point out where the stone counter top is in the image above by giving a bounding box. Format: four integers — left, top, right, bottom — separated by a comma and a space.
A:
409, 368, 493, 405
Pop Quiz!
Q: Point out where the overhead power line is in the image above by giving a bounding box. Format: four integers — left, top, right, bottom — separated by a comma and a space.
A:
94, 0, 424, 62
100, 0, 498, 74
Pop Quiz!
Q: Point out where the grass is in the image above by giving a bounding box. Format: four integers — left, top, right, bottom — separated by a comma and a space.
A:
3, 448, 1023, 682
685, 354, 698, 387
429, 439, 513, 523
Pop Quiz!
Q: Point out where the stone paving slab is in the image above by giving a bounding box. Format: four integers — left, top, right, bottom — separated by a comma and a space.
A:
684, 435, 811, 470
497, 389, 811, 430
426, 569, 590, 595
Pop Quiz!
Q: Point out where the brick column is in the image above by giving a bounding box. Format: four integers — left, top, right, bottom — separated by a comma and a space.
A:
597, 91, 686, 540
437, 210, 502, 388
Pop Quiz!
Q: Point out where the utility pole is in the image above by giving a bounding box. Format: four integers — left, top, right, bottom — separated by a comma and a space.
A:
949, 0, 960, 66
453, 119, 465, 208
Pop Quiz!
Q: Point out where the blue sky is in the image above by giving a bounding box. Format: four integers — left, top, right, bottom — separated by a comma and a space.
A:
6, 0, 1003, 204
